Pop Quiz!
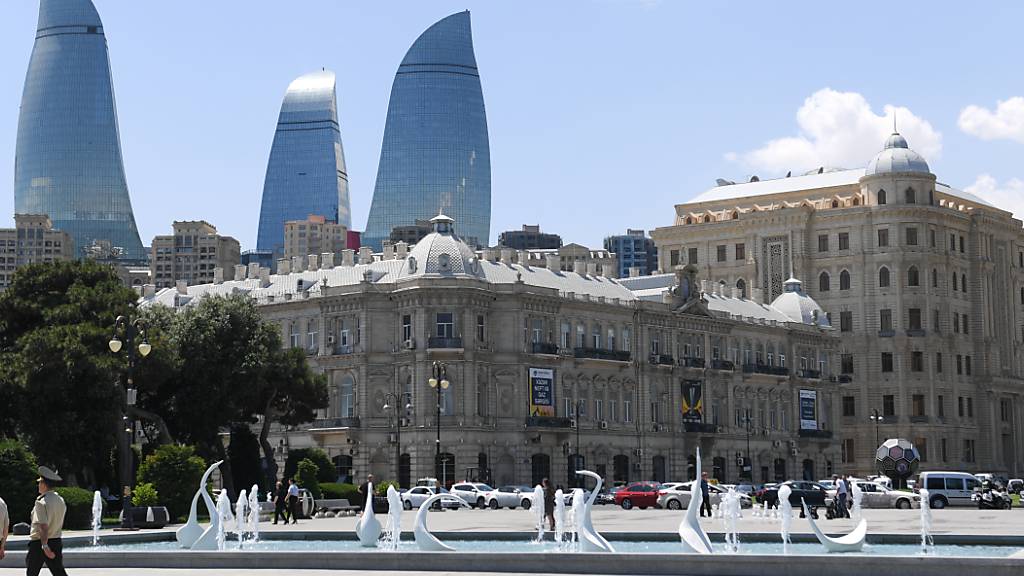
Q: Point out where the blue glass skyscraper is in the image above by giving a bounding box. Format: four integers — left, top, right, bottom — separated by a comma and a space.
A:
257, 70, 350, 258
14, 0, 145, 262
363, 11, 491, 250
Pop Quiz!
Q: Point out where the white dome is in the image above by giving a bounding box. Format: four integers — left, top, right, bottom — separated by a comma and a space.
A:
865, 132, 930, 176
399, 213, 482, 278
769, 278, 831, 327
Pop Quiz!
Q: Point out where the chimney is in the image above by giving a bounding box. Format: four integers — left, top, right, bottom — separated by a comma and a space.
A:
586, 262, 598, 276
383, 242, 395, 260
518, 250, 529, 267
321, 252, 334, 269
500, 249, 512, 264
233, 265, 246, 281
629, 267, 640, 278
307, 254, 318, 271
213, 267, 224, 284
143, 284, 156, 298
700, 279, 708, 294
358, 246, 373, 264
342, 249, 355, 266
259, 267, 271, 288
175, 280, 188, 295
573, 261, 586, 275
291, 256, 303, 273
545, 254, 560, 271
752, 287, 763, 302
247, 262, 259, 279
395, 241, 408, 259
276, 258, 290, 275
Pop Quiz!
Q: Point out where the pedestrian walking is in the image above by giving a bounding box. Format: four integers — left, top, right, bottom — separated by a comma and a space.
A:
836, 475, 849, 519
287, 478, 300, 524
699, 472, 712, 518
272, 480, 289, 525
0, 493, 9, 561
26, 466, 68, 576
542, 478, 555, 531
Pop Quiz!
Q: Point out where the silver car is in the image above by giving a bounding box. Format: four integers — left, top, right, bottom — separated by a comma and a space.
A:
401, 486, 463, 510
657, 482, 752, 510
450, 482, 495, 509
485, 485, 534, 510
827, 481, 921, 509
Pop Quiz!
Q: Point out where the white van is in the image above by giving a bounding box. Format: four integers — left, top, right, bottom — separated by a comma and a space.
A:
919, 471, 981, 508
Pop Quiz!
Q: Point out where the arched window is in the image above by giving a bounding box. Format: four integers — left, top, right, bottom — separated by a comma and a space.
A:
962, 274, 967, 292
399, 454, 411, 488
877, 189, 887, 205
732, 211, 739, 220
703, 215, 712, 223
831, 199, 839, 208
839, 270, 851, 290
736, 278, 747, 299
652, 455, 667, 483
905, 187, 916, 204
613, 454, 630, 483
908, 266, 920, 287
932, 269, 938, 288
531, 453, 551, 488
853, 196, 861, 206
685, 217, 693, 224
878, 266, 890, 288
819, 271, 831, 292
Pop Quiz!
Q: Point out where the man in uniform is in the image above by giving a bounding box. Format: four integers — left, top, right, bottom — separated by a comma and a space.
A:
27, 466, 68, 576
286, 478, 300, 524
0, 492, 9, 560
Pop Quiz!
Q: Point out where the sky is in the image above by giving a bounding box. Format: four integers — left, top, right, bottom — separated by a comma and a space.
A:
1, 0, 1024, 251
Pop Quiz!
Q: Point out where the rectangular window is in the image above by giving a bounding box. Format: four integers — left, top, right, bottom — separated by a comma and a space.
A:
911, 351, 924, 372
688, 247, 698, 265
717, 244, 727, 262
935, 352, 943, 373
561, 322, 570, 349
880, 309, 893, 331
624, 400, 632, 423
839, 232, 850, 251
912, 394, 926, 416
909, 308, 922, 331
622, 328, 631, 352
956, 355, 963, 375
479, 315, 488, 343
967, 397, 974, 417
915, 437, 928, 462
881, 352, 894, 373
607, 328, 616, 350
609, 400, 617, 422
842, 438, 855, 464
436, 312, 454, 338
965, 355, 972, 375
960, 236, 965, 253
595, 399, 603, 421
906, 227, 918, 246
950, 233, 956, 251
937, 395, 945, 417
818, 234, 829, 252
958, 397, 965, 417
878, 228, 889, 247
953, 312, 960, 333
941, 438, 948, 461
933, 309, 940, 333
930, 229, 936, 247
576, 324, 585, 348
883, 394, 895, 416
964, 439, 975, 462
670, 250, 679, 267
735, 243, 745, 260
962, 314, 969, 335
307, 319, 318, 350
842, 395, 856, 417
841, 354, 854, 374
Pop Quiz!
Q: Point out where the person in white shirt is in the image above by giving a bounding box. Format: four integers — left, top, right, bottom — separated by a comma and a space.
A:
287, 478, 300, 524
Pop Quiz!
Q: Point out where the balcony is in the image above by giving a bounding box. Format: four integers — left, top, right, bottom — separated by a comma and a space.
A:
798, 429, 833, 439
710, 359, 735, 371
531, 342, 559, 355
906, 329, 926, 337
649, 353, 675, 366
679, 357, 706, 369
574, 347, 632, 362
524, 416, 573, 429
742, 363, 790, 376
878, 329, 895, 337
797, 369, 822, 380
683, 422, 717, 433
428, 337, 463, 349
909, 415, 930, 423
831, 374, 853, 384
333, 344, 354, 355
310, 417, 361, 429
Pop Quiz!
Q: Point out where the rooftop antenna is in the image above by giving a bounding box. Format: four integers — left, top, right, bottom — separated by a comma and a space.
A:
893, 112, 897, 134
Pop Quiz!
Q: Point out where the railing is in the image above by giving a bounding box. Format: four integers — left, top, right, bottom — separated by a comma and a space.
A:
878, 329, 895, 337
531, 342, 559, 355
797, 369, 822, 380
742, 363, 790, 376
333, 344, 354, 355
906, 329, 926, 337
524, 416, 573, 428
710, 359, 735, 371
683, 422, 717, 433
679, 357, 705, 368
574, 347, 632, 362
428, 337, 463, 349
310, 417, 361, 429
831, 374, 853, 384
649, 354, 675, 366
909, 415, 930, 423
798, 429, 832, 439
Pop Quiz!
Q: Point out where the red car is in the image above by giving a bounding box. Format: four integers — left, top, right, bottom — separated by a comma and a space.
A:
614, 482, 663, 510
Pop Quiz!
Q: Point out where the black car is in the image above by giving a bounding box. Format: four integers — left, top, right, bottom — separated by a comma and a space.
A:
760, 480, 828, 511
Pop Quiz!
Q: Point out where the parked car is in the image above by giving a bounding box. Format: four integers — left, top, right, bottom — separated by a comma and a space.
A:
734, 484, 757, 496
919, 471, 982, 509
825, 481, 920, 509
614, 482, 664, 510
450, 482, 495, 509
485, 485, 532, 510
759, 481, 828, 510
658, 482, 752, 510
1007, 479, 1023, 494
596, 487, 620, 506
401, 486, 463, 510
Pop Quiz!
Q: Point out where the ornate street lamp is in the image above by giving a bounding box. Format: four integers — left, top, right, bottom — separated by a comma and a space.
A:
383, 392, 412, 487
109, 314, 151, 530
869, 409, 885, 449
428, 362, 450, 485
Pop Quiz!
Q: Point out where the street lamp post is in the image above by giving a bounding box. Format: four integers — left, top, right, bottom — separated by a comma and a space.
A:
109, 314, 152, 531
572, 399, 584, 487
383, 392, 412, 486
428, 362, 449, 486
869, 409, 884, 449
740, 410, 753, 481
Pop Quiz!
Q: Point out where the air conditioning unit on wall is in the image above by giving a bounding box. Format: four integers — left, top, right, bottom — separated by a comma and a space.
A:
599, 421, 608, 430
404, 338, 416, 350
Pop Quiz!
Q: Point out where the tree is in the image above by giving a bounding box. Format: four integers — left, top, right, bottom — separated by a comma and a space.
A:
283, 447, 335, 484
295, 458, 321, 500
0, 439, 39, 524
136, 444, 206, 520
228, 425, 263, 498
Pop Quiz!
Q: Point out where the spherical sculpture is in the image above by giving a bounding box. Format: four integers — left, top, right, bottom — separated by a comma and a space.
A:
875, 438, 920, 482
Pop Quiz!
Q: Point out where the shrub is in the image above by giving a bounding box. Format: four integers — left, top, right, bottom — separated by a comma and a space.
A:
283, 448, 335, 484
132, 483, 160, 507
295, 458, 321, 500
137, 445, 206, 519
320, 482, 362, 506
58, 486, 96, 530
374, 480, 399, 496
0, 439, 39, 525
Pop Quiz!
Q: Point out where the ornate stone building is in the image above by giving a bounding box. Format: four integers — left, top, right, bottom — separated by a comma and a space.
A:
652, 133, 1024, 477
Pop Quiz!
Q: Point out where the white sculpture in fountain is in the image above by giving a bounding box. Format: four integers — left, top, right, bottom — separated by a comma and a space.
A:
247, 485, 260, 543
215, 489, 235, 551
91, 491, 103, 546
574, 470, 615, 553
234, 489, 248, 548
569, 488, 584, 551
414, 492, 469, 551
919, 488, 934, 553
177, 460, 224, 549
553, 489, 566, 547
801, 498, 867, 552
851, 481, 864, 521
532, 485, 546, 542
778, 484, 793, 553
678, 448, 713, 554
355, 481, 383, 547
722, 488, 741, 553
380, 485, 403, 551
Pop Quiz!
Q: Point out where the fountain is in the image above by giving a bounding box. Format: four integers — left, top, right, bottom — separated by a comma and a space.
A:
247, 485, 260, 543
569, 488, 584, 551
851, 482, 863, 521
414, 492, 469, 551
778, 484, 793, 553
919, 488, 934, 554
553, 489, 566, 546
91, 491, 103, 546
355, 481, 382, 547
574, 470, 615, 553
235, 489, 248, 548
380, 485, 403, 551
531, 485, 545, 542
677, 448, 713, 554
801, 499, 866, 553
215, 489, 235, 551
178, 460, 223, 550
722, 488, 742, 553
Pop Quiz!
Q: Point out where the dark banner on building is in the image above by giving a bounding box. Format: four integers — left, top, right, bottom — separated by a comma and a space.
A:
800, 389, 817, 430
680, 379, 703, 423
529, 368, 555, 417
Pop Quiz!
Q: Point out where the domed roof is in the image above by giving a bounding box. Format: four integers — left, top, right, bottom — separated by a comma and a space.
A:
399, 213, 483, 278
865, 132, 930, 176
769, 278, 831, 327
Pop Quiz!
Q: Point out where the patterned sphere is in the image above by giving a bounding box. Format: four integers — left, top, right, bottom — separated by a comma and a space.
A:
875, 438, 920, 478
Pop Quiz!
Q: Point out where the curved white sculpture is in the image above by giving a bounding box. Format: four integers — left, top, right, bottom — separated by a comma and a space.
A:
414, 492, 469, 551
778, 484, 793, 551
355, 481, 382, 547
678, 448, 713, 554
177, 460, 223, 549
801, 499, 867, 552
380, 485, 403, 551
569, 488, 584, 550
574, 470, 615, 553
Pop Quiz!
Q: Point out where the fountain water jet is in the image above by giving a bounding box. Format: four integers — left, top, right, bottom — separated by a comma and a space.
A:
355, 481, 382, 547
851, 482, 864, 521
215, 490, 235, 551
569, 488, 584, 551
778, 484, 793, 553
91, 491, 103, 546
919, 488, 934, 554
722, 488, 742, 553
553, 489, 566, 547
801, 498, 867, 553
532, 485, 545, 542
234, 489, 248, 548
380, 485, 403, 551
247, 485, 260, 543
180, 460, 224, 550
677, 448, 713, 554
414, 493, 469, 551
574, 470, 614, 553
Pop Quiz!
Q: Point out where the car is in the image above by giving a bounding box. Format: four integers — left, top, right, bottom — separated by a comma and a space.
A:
759, 481, 828, 511
1007, 479, 1023, 494
657, 482, 752, 510
614, 482, 664, 510
485, 485, 532, 510
826, 481, 920, 509
449, 482, 495, 509
919, 472, 982, 509
596, 487, 620, 505
401, 486, 463, 510
734, 484, 757, 496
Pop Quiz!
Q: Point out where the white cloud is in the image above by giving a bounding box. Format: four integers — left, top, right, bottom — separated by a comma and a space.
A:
958, 97, 1024, 142
729, 88, 942, 175
964, 174, 1024, 220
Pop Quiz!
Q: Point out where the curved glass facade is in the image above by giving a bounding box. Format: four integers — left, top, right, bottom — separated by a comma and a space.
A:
14, 0, 145, 262
363, 11, 491, 250
257, 70, 350, 258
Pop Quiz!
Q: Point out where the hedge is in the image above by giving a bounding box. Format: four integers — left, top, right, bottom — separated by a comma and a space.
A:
57, 487, 96, 530
320, 482, 361, 506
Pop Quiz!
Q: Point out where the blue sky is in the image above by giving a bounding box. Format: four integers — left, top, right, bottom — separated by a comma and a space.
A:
2, 0, 1024, 250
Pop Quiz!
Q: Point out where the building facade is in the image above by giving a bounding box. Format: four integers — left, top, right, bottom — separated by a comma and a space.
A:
0, 214, 73, 288
283, 215, 347, 263
498, 225, 562, 250
652, 133, 1024, 477
150, 221, 240, 288
14, 0, 146, 262
363, 12, 491, 251
389, 220, 434, 247
605, 229, 659, 278
257, 70, 350, 258
145, 216, 840, 488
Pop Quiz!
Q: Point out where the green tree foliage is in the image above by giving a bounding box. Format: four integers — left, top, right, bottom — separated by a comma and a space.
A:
374, 480, 400, 496
132, 483, 159, 507
319, 482, 360, 504
0, 439, 39, 524
295, 458, 321, 500
0, 261, 137, 484
283, 447, 335, 484
57, 486, 96, 530
228, 425, 263, 498
136, 444, 205, 519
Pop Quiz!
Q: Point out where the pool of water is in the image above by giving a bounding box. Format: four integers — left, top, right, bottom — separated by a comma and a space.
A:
81, 539, 1019, 557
